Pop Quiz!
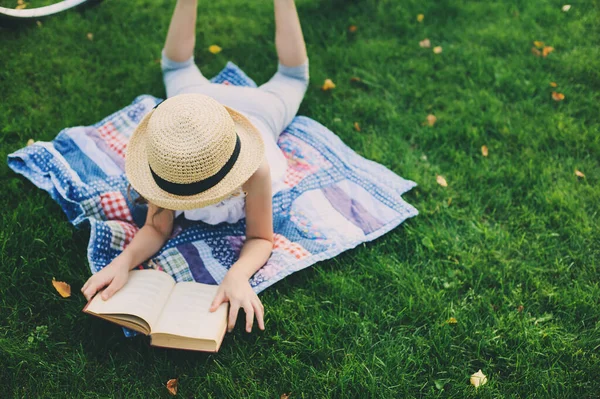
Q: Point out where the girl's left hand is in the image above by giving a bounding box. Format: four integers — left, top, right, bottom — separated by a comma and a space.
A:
209, 269, 265, 333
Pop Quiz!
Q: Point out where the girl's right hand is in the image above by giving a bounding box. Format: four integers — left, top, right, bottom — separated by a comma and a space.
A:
81, 257, 130, 301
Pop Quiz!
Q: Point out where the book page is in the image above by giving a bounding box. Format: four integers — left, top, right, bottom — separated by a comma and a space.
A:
152, 282, 228, 340
85, 269, 175, 329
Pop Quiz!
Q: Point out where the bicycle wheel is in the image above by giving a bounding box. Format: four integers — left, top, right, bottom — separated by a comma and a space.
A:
0, 0, 101, 24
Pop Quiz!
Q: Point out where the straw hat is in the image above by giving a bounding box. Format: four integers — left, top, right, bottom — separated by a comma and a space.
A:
125, 93, 265, 210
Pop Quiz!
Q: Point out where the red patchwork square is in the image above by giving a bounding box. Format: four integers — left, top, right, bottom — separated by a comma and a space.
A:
283, 154, 320, 188
273, 234, 309, 260
284, 167, 307, 187
101, 192, 133, 222
117, 221, 138, 246
97, 122, 127, 158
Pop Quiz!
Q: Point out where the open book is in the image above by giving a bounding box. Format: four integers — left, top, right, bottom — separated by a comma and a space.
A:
83, 269, 228, 352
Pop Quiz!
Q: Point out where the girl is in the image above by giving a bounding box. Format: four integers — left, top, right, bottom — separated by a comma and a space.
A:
81, 0, 309, 334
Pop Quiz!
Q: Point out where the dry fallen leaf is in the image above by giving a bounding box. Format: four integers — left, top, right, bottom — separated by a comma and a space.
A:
419, 38, 431, 48
348, 25, 357, 33
531, 47, 541, 57
15, 3, 27, 9
433, 46, 443, 54
517, 305, 524, 312
27, 139, 35, 146
552, 92, 565, 101
550, 82, 558, 87
542, 46, 554, 57
575, 170, 585, 178
87, 32, 94, 41
436, 175, 448, 187
52, 278, 71, 298
350, 76, 361, 82
208, 44, 222, 54
280, 394, 290, 399
481, 145, 489, 157
533, 41, 544, 49
354, 122, 361, 132
417, 14, 424, 22
470, 370, 488, 388
426, 114, 437, 126
166, 379, 178, 396
322, 79, 336, 91
447, 317, 458, 324
562, 4, 571, 12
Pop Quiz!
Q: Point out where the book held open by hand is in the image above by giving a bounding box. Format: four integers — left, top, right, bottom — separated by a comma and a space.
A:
83, 269, 228, 352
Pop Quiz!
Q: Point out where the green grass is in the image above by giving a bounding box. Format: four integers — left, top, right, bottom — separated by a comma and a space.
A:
1, 0, 599, 397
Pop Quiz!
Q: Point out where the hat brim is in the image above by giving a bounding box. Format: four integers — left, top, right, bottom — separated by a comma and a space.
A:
125, 105, 265, 211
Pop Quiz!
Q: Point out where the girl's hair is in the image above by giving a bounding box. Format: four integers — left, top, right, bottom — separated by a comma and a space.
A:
127, 184, 166, 217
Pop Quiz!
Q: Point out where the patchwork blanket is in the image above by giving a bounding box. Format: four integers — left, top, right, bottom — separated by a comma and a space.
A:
8, 62, 417, 318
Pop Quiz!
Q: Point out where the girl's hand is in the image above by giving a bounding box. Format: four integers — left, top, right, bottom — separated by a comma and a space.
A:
81, 257, 130, 301
209, 269, 265, 333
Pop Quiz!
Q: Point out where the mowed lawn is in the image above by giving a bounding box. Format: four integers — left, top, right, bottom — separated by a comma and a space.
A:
1, 0, 599, 397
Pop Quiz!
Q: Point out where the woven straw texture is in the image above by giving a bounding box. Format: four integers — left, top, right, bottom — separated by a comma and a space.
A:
125, 93, 264, 210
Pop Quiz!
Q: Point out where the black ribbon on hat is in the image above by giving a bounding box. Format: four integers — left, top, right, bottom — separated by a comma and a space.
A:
149, 134, 242, 196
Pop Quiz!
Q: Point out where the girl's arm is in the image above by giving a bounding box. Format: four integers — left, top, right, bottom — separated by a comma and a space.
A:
81, 204, 174, 301
210, 159, 274, 333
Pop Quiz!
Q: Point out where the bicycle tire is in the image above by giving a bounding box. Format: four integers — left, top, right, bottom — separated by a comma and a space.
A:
0, 0, 101, 24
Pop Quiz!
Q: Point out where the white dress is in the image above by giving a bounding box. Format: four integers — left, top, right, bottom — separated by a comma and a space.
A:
162, 53, 310, 224
174, 114, 287, 225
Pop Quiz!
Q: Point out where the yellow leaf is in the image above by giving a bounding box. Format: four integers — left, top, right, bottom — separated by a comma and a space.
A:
350, 76, 361, 82
549, 82, 558, 87
27, 139, 35, 146
562, 5, 571, 12
481, 145, 489, 157
354, 122, 361, 132
166, 379, 178, 396
552, 92, 565, 101
52, 278, 71, 298
87, 32, 94, 41
531, 47, 541, 57
280, 394, 290, 399
470, 370, 488, 388
447, 317, 458, 324
436, 175, 448, 187
542, 46, 554, 57
575, 170, 585, 178
208, 44, 222, 54
419, 38, 431, 48
426, 114, 437, 126
15, 3, 27, 9
322, 79, 336, 91
433, 46, 443, 54
417, 14, 424, 22
533, 41, 544, 48
348, 25, 357, 33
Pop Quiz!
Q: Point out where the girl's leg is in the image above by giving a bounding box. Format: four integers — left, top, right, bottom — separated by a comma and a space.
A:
161, 0, 210, 98
259, 0, 309, 136
273, 0, 308, 68
164, 0, 198, 62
